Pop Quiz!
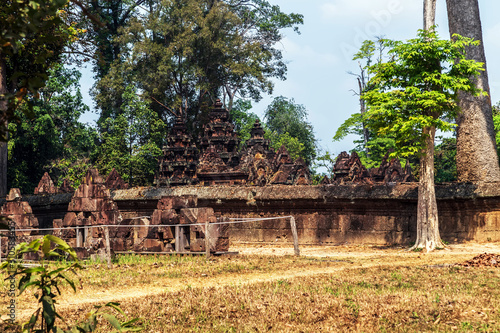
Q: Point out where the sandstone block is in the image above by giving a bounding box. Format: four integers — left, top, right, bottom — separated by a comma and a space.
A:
63, 212, 77, 226
157, 195, 198, 210
143, 239, 164, 252
6, 188, 21, 201
179, 207, 214, 225
151, 210, 161, 225
157, 225, 174, 240
215, 237, 229, 252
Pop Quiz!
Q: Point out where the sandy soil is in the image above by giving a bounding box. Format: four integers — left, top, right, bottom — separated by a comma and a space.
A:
4, 242, 500, 322
231, 241, 500, 257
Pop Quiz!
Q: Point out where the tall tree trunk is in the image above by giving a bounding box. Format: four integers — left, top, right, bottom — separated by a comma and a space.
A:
357, 77, 370, 159
446, 0, 500, 182
0, 53, 8, 197
424, 0, 437, 31
412, 1, 442, 252
411, 126, 443, 251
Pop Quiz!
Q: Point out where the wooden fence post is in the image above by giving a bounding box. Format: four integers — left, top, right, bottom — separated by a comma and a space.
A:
175, 225, 180, 253
290, 216, 300, 256
104, 226, 112, 269
205, 219, 210, 260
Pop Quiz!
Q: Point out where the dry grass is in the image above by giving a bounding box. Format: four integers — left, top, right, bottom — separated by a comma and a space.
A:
1, 246, 500, 332
54, 265, 500, 332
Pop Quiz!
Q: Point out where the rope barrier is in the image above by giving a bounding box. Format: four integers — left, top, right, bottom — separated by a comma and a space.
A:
0, 216, 295, 233
0, 214, 301, 258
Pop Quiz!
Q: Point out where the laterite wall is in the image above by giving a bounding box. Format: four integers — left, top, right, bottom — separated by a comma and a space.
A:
15, 182, 500, 246
109, 183, 500, 245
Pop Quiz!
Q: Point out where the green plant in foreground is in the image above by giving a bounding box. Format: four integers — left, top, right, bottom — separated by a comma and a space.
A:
0, 235, 142, 332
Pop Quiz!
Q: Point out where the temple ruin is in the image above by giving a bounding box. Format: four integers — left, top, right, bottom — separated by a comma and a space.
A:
2, 99, 500, 257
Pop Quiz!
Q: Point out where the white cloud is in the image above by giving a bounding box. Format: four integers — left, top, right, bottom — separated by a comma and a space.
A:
320, 0, 407, 20
280, 37, 339, 68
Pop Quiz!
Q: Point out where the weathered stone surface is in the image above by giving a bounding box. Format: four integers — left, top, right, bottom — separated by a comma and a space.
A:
34, 172, 58, 195
269, 146, 311, 185
157, 195, 197, 210
59, 179, 74, 193
156, 116, 199, 186
105, 168, 129, 190
179, 207, 216, 225
59, 169, 122, 251
1, 189, 39, 239
7, 188, 22, 201
331, 151, 371, 184
370, 152, 414, 183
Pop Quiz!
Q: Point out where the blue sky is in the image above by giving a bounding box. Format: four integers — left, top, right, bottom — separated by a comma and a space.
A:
78, 0, 500, 159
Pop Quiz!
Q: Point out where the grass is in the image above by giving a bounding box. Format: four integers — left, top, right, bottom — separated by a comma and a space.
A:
1, 249, 499, 332
55, 264, 500, 332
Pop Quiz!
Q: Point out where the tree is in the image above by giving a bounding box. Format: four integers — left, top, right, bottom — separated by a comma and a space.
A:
423, 0, 437, 31
95, 85, 167, 186
0, 0, 71, 196
95, 0, 302, 136
264, 96, 316, 165
8, 65, 96, 193
346, 38, 386, 158
446, 0, 500, 182
335, 38, 395, 168
65, 0, 148, 126
344, 30, 484, 251
434, 137, 457, 183
229, 99, 260, 148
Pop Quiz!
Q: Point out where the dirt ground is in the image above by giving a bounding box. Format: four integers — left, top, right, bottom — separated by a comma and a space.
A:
232, 241, 500, 258
3, 241, 500, 324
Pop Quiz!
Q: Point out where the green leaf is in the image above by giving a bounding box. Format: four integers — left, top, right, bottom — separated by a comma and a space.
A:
41, 295, 57, 328
59, 272, 76, 292
42, 236, 51, 257
101, 313, 122, 331
22, 266, 45, 274
105, 302, 125, 316
19, 280, 41, 294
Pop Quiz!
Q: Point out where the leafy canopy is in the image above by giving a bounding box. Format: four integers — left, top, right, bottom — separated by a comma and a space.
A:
264, 96, 316, 165
354, 29, 484, 159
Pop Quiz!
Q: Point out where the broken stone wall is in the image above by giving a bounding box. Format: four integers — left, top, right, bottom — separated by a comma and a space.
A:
9, 183, 500, 248
111, 183, 500, 245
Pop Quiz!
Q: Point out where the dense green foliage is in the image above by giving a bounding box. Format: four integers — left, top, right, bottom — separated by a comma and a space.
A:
229, 99, 260, 148
434, 137, 457, 182
0, 0, 77, 130
339, 30, 483, 162
93, 0, 302, 132
8, 65, 96, 193
264, 96, 316, 165
95, 86, 167, 186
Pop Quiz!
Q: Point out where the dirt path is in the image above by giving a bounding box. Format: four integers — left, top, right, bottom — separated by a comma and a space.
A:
7, 242, 500, 322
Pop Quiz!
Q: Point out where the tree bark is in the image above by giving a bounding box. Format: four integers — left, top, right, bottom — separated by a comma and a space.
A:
0, 53, 8, 197
446, 0, 500, 182
411, 126, 444, 251
423, 0, 437, 31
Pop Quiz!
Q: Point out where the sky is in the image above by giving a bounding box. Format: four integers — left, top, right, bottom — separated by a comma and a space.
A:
78, 0, 500, 161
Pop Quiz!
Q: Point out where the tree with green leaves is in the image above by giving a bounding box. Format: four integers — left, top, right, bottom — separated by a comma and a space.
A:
229, 99, 260, 148
341, 30, 484, 251
8, 65, 96, 193
95, 85, 167, 186
335, 38, 396, 168
264, 96, 316, 165
0, 0, 73, 196
95, 0, 302, 137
